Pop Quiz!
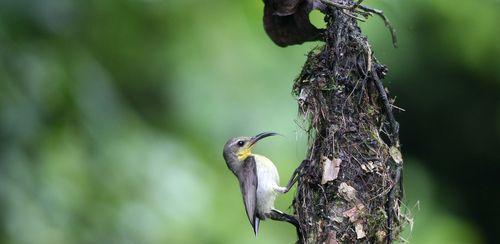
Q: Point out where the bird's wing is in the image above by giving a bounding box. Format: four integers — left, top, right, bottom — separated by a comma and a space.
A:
263, 0, 322, 47
271, 0, 302, 16
237, 156, 259, 235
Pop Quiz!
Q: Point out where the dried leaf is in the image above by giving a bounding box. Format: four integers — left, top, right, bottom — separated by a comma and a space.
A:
338, 182, 357, 201
355, 221, 366, 239
361, 161, 375, 173
342, 204, 365, 222
342, 207, 357, 220
360, 164, 367, 171
298, 88, 309, 106
321, 156, 341, 184
389, 146, 403, 164
376, 230, 386, 243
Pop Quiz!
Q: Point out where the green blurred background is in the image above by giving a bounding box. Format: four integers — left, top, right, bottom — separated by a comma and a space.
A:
0, 0, 498, 243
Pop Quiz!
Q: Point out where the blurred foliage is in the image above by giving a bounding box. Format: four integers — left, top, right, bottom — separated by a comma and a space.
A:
0, 0, 498, 243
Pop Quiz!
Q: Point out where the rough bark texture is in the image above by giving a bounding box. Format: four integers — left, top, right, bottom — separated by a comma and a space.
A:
291, 5, 404, 244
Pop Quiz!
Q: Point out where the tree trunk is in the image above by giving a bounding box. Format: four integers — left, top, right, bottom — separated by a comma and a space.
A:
292, 4, 404, 244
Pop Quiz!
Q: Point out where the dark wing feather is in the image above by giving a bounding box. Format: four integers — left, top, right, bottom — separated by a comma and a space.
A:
237, 156, 259, 235
271, 0, 302, 16
263, 0, 322, 47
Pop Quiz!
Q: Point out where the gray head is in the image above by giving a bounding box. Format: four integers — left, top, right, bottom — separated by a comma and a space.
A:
223, 132, 278, 173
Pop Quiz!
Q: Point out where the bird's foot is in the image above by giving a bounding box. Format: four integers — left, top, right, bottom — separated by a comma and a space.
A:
268, 209, 303, 243
282, 159, 309, 193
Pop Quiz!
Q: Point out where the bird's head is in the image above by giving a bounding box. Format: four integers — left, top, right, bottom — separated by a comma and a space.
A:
223, 132, 278, 169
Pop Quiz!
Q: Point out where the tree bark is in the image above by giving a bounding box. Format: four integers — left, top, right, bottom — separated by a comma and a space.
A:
291, 4, 404, 244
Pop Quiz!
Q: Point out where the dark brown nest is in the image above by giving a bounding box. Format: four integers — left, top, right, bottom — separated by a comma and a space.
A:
291, 6, 405, 244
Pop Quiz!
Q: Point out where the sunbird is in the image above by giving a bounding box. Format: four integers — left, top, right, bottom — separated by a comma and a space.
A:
223, 132, 306, 237
263, 0, 324, 47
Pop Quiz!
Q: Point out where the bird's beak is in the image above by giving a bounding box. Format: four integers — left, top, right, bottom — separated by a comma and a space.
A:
248, 132, 278, 147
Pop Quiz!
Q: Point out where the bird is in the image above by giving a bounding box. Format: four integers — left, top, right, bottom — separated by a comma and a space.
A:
262, 0, 326, 47
222, 132, 307, 237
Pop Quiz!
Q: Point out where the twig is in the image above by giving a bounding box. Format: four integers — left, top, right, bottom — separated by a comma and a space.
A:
358, 5, 398, 47
320, 0, 364, 22
371, 70, 399, 145
342, 10, 366, 22
320, 0, 351, 10
320, 0, 398, 47
351, 0, 365, 10
391, 104, 405, 112
386, 165, 402, 243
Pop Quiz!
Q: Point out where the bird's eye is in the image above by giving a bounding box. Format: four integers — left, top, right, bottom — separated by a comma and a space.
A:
237, 141, 245, 147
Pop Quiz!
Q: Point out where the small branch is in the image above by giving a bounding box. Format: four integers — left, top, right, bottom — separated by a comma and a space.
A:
386, 165, 403, 243
319, 0, 398, 47
351, 0, 365, 10
357, 5, 398, 47
372, 70, 399, 145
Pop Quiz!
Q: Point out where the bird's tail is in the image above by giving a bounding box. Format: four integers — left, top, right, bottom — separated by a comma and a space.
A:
253, 218, 260, 236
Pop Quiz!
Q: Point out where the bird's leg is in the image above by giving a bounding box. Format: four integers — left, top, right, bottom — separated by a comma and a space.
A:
268, 209, 303, 243
268, 209, 300, 228
277, 160, 308, 194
